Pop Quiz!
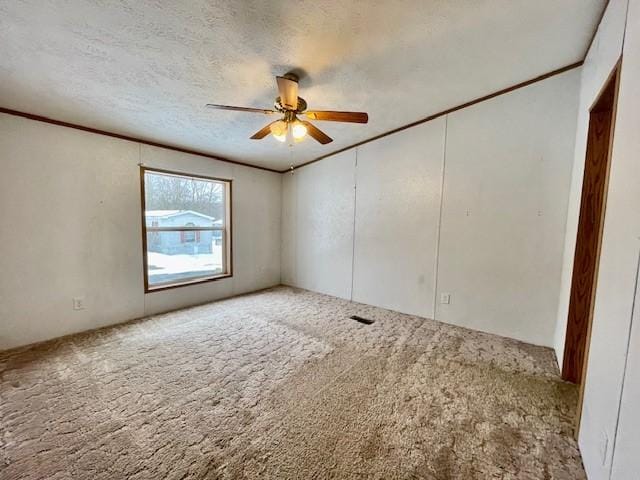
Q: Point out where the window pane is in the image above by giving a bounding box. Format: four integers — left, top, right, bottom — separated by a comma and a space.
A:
142, 170, 229, 289
146, 231, 223, 286
144, 171, 225, 225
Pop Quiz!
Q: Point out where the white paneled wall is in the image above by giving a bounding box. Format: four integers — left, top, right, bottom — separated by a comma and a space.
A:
554, 0, 629, 369
611, 260, 640, 479
608, 7, 640, 476
352, 119, 445, 319
281, 68, 581, 347
281, 150, 356, 300
0, 114, 282, 350
0, 116, 143, 350
573, 0, 640, 478
436, 72, 579, 346
563, 2, 629, 475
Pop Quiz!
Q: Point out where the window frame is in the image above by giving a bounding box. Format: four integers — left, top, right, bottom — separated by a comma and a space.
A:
140, 166, 233, 293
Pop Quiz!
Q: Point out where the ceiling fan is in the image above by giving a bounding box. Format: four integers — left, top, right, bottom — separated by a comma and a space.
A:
206, 74, 368, 145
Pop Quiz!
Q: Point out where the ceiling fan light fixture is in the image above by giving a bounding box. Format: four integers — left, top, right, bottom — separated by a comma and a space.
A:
273, 132, 287, 142
291, 121, 308, 140
270, 120, 287, 142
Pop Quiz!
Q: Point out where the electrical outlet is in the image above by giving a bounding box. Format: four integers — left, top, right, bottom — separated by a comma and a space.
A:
440, 293, 451, 305
72, 297, 86, 311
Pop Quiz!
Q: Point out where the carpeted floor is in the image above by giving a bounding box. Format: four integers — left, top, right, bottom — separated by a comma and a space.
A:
0, 286, 585, 479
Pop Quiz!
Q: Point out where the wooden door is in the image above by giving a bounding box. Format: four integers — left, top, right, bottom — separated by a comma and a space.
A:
562, 66, 619, 385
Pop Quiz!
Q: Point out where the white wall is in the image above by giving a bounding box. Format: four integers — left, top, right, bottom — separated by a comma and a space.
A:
281, 150, 356, 300
0, 114, 281, 350
607, 6, 640, 458
553, 0, 629, 369
436, 73, 579, 346
562, 0, 640, 477
611, 258, 640, 479
281, 69, 580, 347
352, 119, 445, 319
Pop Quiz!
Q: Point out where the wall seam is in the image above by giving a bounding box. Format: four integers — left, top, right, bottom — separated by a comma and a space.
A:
350, 149, 359, 301
293, 168, 299, 286
432, 115, 448, 321
279, 172, 284, 286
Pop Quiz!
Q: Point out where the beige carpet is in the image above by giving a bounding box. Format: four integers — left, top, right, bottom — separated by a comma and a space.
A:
0, 286, 585, 479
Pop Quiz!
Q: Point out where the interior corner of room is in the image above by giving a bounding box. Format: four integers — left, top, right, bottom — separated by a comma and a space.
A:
1, 0, 639, 478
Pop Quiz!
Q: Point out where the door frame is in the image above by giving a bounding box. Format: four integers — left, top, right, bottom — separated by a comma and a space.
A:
563, 59, 622, 435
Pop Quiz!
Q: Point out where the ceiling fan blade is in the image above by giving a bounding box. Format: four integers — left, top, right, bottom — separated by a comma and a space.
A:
206, 104, 276, 114
302, 121, 333, 144
276, 76, 299, 110
250, 121, 279, 140
305, 111, 368, 123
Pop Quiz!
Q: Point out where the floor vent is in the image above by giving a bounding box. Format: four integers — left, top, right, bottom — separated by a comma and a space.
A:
350, 315, 375, 325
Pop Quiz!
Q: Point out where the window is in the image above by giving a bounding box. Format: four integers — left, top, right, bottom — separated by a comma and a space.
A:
182, 223, 197, 243
141, 167, 232, 291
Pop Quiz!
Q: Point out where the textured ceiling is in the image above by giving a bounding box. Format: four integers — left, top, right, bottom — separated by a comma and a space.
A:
0, 0, 605, 170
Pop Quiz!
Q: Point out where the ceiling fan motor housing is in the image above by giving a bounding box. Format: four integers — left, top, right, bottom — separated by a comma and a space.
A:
275, 96, 307, 114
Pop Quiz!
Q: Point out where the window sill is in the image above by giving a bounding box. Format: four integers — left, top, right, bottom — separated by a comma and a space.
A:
145, 273, 233, 293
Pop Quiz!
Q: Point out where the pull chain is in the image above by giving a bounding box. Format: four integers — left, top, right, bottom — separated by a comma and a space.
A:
289, 143, 295, 174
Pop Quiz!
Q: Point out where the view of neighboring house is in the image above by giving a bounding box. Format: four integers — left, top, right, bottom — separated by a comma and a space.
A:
145, 210, 222, 255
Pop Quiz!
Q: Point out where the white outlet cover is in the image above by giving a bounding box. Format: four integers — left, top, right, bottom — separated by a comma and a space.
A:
73, 297, 85, 310
440, 293, 451, 305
